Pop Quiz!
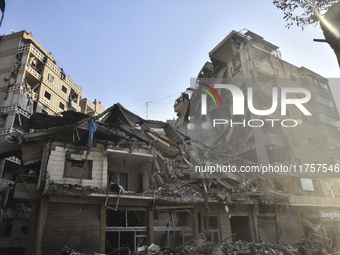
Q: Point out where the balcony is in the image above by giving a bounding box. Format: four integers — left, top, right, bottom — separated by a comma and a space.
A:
17, 43, 46, 63
17, 44, 83, 98
257, 82, 275, 95
45, 58, 83, 97
0, 127, 18, 134
1, 105, 32, 118
22, 64, 42, 81
70, 100, 81, 112
255, 58, 274, 76
39, 97, 59, 113
13, 183, 39, 200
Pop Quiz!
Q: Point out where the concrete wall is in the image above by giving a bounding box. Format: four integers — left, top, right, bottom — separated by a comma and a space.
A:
46, 144, 107, 189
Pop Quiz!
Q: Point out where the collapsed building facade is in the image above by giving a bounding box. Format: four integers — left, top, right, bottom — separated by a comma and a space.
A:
175, 29, 340, 251
0, 103, 280, 254
0, 29, 339, 255
0, 101, 338, 254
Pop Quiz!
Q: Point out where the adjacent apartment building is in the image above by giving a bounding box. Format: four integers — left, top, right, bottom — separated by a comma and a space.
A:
0, 30, 104, 134
0, 30, 104, 254
175, 29, 340, 247
176, 29, 340, 167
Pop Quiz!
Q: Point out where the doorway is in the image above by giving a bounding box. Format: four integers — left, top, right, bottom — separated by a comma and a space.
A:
230, 216, 252, 241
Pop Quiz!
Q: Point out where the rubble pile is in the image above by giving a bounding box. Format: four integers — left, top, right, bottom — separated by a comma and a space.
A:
130, 237, 336, 255
47, 183, 106, 195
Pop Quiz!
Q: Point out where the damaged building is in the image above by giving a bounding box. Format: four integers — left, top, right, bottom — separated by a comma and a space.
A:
0, 101, 339, 254
174, 29, 340, 251
0, 30, 104, 254
0, 28, 340, 255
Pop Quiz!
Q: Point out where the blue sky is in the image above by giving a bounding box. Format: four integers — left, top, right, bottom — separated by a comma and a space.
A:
2, 1, 339, 120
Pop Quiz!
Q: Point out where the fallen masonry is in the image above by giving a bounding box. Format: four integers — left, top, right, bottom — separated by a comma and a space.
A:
0, 103, 339, 254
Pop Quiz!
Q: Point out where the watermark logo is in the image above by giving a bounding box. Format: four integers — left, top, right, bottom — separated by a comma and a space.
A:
198, 82, 222, 115
201, 84, 311, 116
197, 83, 312, 128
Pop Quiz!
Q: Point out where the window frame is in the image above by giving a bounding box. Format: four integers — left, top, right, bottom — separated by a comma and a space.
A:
63, 159, 92, 179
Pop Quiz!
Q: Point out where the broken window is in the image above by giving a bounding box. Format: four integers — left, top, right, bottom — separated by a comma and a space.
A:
109, 172, 129, 191
199, 214, 220, 244
154, 210, 194, 247
41, 108, 48, 115
106, 208, 147, 253
301, 211, 323, 239
63, 160, 92, 179
69, 90, 79, 104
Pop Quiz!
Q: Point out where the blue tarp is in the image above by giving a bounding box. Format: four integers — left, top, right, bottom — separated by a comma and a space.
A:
87, 119, 97, 149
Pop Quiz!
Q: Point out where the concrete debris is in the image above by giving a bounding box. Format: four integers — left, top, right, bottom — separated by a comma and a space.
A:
0, 102, 337, 254
131, 235, 335, 255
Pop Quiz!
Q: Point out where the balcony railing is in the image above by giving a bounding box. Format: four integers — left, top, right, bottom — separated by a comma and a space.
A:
39, 97, 59, 113
21, 64, 42, 81
1, 104, 32, 118
17, 43, 83, 98
0, 126, 18, 134
255, 59, 274, 75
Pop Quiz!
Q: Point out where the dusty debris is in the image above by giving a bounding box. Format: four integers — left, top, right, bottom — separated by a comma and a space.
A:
131, 235, 337, 255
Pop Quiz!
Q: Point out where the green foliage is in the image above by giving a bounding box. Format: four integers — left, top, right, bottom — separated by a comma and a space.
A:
273, 0, 339, 28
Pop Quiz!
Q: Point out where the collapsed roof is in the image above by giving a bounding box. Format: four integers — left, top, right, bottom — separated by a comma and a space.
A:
0, 103, 289, 206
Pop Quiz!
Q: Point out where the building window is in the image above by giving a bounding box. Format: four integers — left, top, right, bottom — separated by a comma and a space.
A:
315, 94, 335, 109
308, 75, 319, 86
290, 74, 296, 81
200, 214, 220, 243
327, 136, 340, 149
47, 73, 54, 84
320, 81, 330, 92
318, 113, 340, 128
106, 208, 148, 252
64, 159, 92, 179
307, 137, 315, 146
300, 178, 314, 191
44, 91, 51, 100
59, 102, 65, 110
154, 210, 194, 247
110, 172, 128, 191
61, 85, 67, 93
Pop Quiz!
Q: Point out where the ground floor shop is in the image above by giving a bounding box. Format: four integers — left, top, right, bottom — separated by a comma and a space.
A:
25, 194, 340, 255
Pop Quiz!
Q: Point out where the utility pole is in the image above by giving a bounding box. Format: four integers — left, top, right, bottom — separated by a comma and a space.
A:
146, 101, 160, 119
